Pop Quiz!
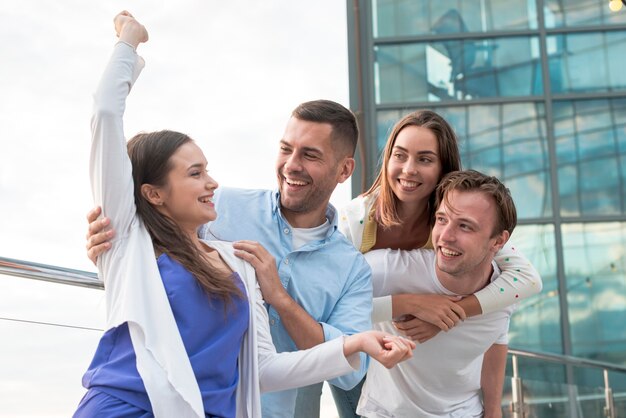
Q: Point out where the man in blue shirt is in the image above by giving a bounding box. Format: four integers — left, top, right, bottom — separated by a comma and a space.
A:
87, 100, 372, 418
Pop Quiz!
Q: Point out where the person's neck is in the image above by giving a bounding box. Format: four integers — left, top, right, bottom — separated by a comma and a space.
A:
183, 225, 208, 252
436, 262, 495, 295
282, 207, 327, 229
397, 200, 430, 229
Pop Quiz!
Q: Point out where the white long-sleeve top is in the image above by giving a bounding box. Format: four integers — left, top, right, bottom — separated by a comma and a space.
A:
90, 42, 358, 418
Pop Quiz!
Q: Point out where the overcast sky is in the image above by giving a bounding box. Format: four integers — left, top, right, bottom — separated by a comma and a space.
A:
0, 1, 350, 416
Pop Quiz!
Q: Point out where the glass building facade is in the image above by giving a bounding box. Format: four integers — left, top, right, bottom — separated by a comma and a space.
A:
346, 0, 626, 407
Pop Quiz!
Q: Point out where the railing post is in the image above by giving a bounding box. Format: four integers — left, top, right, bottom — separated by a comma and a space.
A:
604, 369, 616, 418
510, 354, 526, 418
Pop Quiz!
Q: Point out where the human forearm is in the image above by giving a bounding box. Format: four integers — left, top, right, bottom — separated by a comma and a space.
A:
232, 240, 326, 348
270, 292, 325, 349
254, 282, 356, 393
391, 293, 465, 330
456, 294, 482, 317
481, 343, 508, 418
476, 241, 543, 314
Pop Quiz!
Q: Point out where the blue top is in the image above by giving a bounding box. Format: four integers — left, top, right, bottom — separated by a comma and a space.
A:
82, 253, 249, 417
200, 187, 372, 416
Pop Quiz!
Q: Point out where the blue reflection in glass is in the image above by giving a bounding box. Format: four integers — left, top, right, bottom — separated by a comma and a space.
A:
562, 223, 626, 363
508, 224, 561, 353
373, 0, 537, 37
375, 36, 543, 103
555, 99, 626, 216
549, 32, 626, 95
439, 103, 551, 219
544, 0, 626, 28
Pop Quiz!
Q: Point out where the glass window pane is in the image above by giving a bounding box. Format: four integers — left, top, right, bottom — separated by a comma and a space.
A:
507, 224, 561, 353
440, 103, 551, 219
544, 0, 626, 28
555, 99, 626, 216
375, 110, 402, 154
561, 223, 626, 364
375, 36, 543, 103
373, 0, 537, 37
375, 44, 429, 103
549, 31, 626, 95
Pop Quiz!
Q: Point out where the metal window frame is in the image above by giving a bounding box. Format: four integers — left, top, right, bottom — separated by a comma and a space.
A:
346, 0, 626, 395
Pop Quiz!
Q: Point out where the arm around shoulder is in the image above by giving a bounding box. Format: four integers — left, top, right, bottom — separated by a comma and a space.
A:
474, 241, 543, 314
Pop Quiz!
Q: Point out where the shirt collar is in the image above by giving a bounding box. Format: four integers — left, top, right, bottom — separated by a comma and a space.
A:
272, 189, 338, 238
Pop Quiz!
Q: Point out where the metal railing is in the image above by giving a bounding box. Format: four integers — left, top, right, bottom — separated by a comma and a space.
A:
0, 256, 101, 289
507, 349, 626, 418
3, 256, 626, 417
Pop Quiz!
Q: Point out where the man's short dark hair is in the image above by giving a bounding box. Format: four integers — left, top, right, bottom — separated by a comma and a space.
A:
292, 100, 358, 158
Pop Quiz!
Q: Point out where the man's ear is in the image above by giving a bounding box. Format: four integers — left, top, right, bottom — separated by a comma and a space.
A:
140, 183, 165, 206
491, 230, 510, 253
337, 157, 355, 184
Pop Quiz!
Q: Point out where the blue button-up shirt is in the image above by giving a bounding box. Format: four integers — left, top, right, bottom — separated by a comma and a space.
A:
200, 187, 372, 417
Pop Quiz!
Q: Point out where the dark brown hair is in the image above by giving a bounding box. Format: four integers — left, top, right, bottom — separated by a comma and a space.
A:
127, 130, 241, 302
365, 110, 462, 227
435, 170, 517, 236
292, 100, 359, 159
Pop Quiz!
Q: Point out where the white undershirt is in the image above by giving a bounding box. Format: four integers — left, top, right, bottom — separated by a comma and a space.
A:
291, 219, 330, 249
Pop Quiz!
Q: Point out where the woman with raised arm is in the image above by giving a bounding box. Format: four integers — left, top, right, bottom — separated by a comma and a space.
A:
73, 12, 413, 418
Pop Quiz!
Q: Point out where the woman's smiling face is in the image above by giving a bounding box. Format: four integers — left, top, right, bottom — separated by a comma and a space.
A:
387, 125, 442, 208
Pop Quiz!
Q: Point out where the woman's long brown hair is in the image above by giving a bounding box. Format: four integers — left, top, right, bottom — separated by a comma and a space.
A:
364, 110, 462, 228
127, 130, 241, 303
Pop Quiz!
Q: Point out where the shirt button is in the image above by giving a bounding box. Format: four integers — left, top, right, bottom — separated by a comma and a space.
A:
284, 258, 289, 265
283, 228, 290, 234
270, 319, 275, 325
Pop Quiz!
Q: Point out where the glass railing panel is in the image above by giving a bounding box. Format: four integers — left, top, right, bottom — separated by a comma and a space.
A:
505, 351, 626, 417
502, 378, 578, 417
0, 273, 104, 418
615, 392, 626, 416
503, 377, 612, 417
576, 383, 610, 417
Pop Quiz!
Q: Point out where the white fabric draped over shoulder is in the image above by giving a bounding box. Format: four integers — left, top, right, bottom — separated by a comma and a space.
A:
91, 42, 205, 417
91, 42, 359, 418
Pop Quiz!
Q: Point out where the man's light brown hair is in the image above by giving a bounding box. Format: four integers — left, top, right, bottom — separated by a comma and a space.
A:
435, 170, 517, 236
